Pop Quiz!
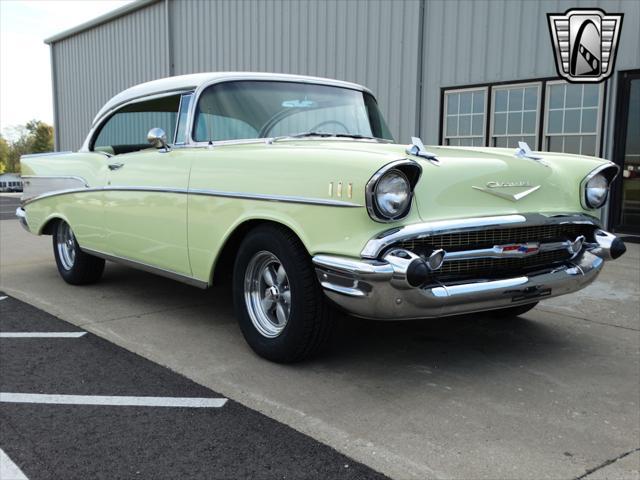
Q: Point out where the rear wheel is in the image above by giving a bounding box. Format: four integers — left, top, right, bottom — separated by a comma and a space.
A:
233, 224, 333, 363
53, 220, 105, 285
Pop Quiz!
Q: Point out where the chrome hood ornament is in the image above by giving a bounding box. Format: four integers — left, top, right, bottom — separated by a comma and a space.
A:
472, 180, 541, 202
406, 137, 439, 165
514, 142, 549, 166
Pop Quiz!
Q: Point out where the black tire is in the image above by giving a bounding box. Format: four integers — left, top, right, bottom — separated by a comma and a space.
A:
52, 220, 105, 285
233, 224, 333, 363
486, 302, 538, 318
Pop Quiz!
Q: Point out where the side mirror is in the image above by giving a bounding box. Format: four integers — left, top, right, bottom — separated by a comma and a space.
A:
147, 128, 169, 150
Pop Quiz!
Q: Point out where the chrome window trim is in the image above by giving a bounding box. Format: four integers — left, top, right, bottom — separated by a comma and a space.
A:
22, 185, 363, 208
82, 247, 208, 289
365, 159, 422, 223
82, 89, 194, 152
173, 92, 195, 146
360, 212, 601, 259
579, 162, 620, 210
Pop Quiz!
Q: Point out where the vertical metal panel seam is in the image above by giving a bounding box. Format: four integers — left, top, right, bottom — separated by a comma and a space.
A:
415, 0, 426, 137
49, 43, 60, 150
165, 0, 173, 75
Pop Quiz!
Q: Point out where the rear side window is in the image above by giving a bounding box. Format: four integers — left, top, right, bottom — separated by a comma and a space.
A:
93, 95, 181, 155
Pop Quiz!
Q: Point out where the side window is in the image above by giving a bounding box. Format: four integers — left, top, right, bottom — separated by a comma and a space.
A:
174, 93, 193, 145
93, 94, 181, 155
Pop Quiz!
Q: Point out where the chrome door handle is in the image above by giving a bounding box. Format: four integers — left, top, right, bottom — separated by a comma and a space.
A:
108, 162, 124, 171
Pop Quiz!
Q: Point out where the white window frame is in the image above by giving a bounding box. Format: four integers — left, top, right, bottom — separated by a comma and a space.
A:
442, 86, 488, 146
490, 81, 542, 149
543, 80, 604, 156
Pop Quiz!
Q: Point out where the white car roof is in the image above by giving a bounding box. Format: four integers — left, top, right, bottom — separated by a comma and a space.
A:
92, 72, 371, 125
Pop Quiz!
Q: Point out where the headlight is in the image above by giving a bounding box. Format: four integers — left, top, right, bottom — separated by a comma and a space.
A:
366, 160, 422, 222
375, 170, 411, 219
585, 173, 609, 208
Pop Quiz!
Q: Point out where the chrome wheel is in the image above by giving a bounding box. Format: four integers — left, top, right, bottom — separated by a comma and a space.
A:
244, 251, 291, 338
56, 222, 76, 270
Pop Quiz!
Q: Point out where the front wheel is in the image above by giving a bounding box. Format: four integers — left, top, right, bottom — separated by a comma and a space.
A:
233, 224, 333, 363
53, 220, 105, 285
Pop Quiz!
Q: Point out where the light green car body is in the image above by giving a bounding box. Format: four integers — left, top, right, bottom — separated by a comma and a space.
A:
21, 139, 607, 286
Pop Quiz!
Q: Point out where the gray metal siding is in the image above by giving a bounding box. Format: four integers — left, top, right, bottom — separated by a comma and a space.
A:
50, 0, 639, 151
419, 0, 640, 144
52, 1, 169, 150
168, 0, 421, 143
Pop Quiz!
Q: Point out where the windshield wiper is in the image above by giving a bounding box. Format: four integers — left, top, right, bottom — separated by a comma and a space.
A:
332, 133, 376, 140
267, 131, 384, 144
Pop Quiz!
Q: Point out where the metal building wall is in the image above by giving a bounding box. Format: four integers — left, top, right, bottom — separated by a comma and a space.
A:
419, 0, 640, 145
51, 1, 169, 150
167, 0, 421, 143
49, 0, 639, 151
50, 0, 421, 150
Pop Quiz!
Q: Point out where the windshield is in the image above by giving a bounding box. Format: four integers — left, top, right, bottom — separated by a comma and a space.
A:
192, 80, 393, 142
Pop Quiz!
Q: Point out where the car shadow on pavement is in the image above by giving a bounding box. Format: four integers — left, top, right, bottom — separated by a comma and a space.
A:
99, 263, 575, 375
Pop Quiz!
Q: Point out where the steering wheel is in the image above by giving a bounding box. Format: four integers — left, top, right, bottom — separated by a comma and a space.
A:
308, 120, 350, 134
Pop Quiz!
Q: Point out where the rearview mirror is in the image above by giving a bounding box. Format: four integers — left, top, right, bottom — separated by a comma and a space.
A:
147, 128, 169, 150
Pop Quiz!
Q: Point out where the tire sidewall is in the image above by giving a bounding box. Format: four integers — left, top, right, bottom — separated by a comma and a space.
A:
233, 227, 317, 361
53, 220, 78, 282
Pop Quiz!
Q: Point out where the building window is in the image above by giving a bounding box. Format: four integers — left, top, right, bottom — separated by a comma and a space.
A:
443, 87, 487, 146
544, 81, 603, 156
491, 83, 541, 148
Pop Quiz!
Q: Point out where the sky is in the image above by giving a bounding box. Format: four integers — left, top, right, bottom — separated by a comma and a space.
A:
0, 0, 133, 140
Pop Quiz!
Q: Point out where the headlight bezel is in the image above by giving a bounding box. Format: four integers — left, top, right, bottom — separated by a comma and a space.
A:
366, 159, 422, 222
580, 163, 619, 210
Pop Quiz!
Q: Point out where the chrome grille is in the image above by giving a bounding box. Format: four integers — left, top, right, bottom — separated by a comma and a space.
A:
438, 250, 571, 276
395, 223, 596, 278
398, 224, 594, 252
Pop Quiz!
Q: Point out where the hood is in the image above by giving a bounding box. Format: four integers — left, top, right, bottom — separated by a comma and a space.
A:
272, 140, 608, 222
406, 145, 607, 221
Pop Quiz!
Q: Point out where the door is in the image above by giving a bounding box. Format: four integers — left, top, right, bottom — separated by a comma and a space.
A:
612, 70, 640, 235
92, 93, 193, 276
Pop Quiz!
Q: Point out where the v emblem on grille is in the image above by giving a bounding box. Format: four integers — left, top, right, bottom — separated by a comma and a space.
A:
472, 185, 541, 202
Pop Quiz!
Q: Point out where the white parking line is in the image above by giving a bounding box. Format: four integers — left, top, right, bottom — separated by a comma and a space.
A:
0, 393, 227, 408
0, 448, 28, 480
0, 332, 87, 338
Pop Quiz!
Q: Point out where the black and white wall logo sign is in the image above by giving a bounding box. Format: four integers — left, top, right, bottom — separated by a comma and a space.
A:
547, 9, 623, 83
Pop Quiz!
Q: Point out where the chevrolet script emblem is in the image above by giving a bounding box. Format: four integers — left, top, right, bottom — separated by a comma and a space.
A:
472, 182, 541, 202
547, 8, 623, 83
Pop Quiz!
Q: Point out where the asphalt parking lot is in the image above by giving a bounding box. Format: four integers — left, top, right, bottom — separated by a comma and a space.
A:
0, 294, 384, 479
1, 213, 639, 479
0, 195, 20, 221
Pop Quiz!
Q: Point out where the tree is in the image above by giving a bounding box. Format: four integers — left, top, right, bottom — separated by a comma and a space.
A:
0, 135, 9, 173
25, 120, 54, 153
1, 120, 54, 173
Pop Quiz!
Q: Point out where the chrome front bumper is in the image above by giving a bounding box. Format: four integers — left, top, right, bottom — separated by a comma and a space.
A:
314, 214, 626, 321
313, 251, 605, 320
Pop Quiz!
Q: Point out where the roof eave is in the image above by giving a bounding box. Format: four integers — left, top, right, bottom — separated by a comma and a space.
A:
44, 0, 159, 45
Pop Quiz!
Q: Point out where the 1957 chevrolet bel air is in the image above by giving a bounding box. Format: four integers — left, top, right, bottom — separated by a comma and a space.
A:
17, 72, 626, 362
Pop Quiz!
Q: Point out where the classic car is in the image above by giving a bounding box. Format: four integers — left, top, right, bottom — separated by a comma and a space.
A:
17, 72, 626, 362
